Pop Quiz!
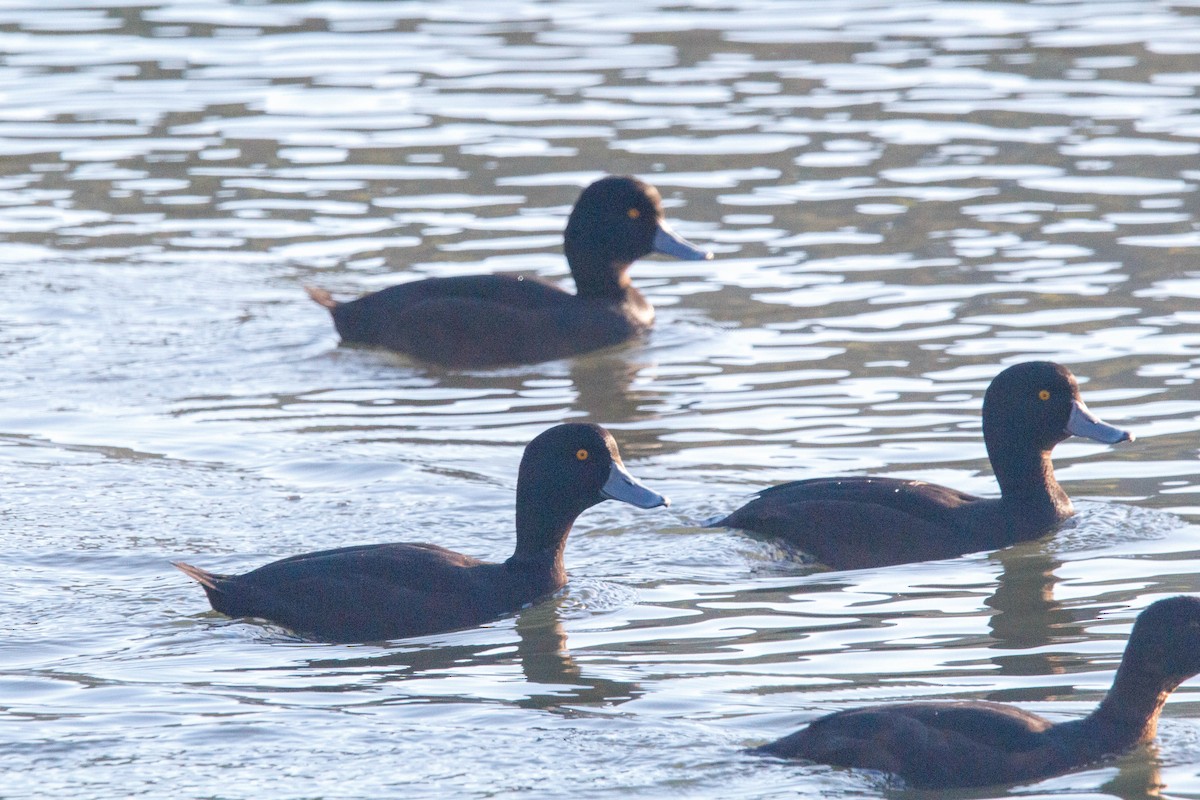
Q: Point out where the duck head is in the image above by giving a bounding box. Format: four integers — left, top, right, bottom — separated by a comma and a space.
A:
564, 176, 710, 297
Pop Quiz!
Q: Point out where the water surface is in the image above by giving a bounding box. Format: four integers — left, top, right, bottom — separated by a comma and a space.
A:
3, 1, 1200, 798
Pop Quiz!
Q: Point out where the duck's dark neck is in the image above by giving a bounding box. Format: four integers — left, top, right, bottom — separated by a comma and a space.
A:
504, 548, 566, 590
987, 438, 1072, 517
567, 250, 634, 299
1078, 660, 1180, 752
506, 490, 575, 587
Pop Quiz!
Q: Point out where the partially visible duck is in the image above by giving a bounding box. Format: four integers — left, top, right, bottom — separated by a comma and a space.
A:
752, 595, 1200, 789
306, 175, 712, 368
712, 362, 1133, 570
174, 423, 668, 643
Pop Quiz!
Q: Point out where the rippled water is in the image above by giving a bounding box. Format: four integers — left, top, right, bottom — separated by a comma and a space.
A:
3, 0, 1200, 797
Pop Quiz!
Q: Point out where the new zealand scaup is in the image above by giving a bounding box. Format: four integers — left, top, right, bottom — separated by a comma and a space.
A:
305, 175, 711, 367
752, 595, 1200, 789
174, 423, 668, 642
712, 362, 1133, 569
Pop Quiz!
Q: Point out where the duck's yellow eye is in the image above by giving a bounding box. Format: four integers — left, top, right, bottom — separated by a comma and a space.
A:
576, 448, 589, 461
1038, 389, 1050, 401
627, 208, 640, 219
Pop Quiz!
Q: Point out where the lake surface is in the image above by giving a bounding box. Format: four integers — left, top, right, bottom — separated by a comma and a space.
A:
2, 0, 1200, 797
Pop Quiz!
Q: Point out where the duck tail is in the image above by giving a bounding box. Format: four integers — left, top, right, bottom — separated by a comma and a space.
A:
304, 285, 339, 310
173, 561, 220, 591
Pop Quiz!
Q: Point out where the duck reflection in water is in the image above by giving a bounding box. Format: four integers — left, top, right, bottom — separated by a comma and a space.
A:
299, 604, 641, 712
712, 362, 1134, 570
984, 548, 1083, 695
306, 175, 712, 368
174, 423, 668, 643
752, 596, 1200, 789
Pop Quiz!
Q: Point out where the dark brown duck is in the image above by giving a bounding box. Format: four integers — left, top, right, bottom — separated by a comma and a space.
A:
306, 175, 711, 368
174, 423, 668, 643
712, 361, 1133, 570
752, 595, 1200, 789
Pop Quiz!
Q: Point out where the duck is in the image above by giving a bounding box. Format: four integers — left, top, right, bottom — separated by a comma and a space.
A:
710, 361, 1133, 570
305, 175, 712, 368
174, 423, 668, 643
751, 595, 1200, 789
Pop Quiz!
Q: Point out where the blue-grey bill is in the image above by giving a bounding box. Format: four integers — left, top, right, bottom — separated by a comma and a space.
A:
652, 223, 712, 261
1066, 399, 1134, 444
601, 461, 670, 508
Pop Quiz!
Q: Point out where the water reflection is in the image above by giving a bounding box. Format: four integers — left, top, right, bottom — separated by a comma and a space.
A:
569, 351, 657, 432
296, 604, 641, 712
1101, 751, 1165, 800
985, 548, 1072, 696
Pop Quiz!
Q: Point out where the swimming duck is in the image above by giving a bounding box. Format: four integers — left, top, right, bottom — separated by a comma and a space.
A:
306, 175, 711, 367
752, 595, 1200, 789
174, 423, 668, 642
711, 361, 1133, 570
